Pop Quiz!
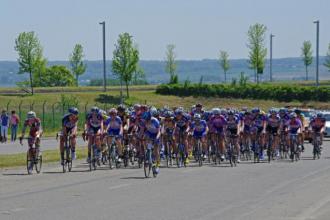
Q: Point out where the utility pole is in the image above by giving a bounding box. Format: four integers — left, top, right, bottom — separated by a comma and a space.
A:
270, 34, 275, 82
99, 21, 107, 91
314, 20, 320, 86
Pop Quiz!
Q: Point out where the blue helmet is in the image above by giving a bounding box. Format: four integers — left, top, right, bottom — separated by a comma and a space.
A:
142, 111, 151, 120
68, 107, 79, 115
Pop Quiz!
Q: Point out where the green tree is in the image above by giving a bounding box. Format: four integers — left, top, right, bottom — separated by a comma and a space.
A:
324, 43, 330, 71
219, 50, 230, 83
14, 31, 44, 94
247, 23, 267, 84
33, 48, 47, 87
112, 33, 139, 98
69, 44, 87, 86
165, 44, 178, 84
301, 40, 313, 80
43, 65, 75, 87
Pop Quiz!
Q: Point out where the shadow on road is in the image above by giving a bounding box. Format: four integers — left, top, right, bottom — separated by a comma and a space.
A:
2, 173, 29, 176
120, 176, 146, 180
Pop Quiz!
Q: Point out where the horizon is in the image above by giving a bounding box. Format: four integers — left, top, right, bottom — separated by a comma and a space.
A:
1, 0, 330, 60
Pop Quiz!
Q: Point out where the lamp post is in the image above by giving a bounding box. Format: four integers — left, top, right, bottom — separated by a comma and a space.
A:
313, 20, 320, 86
99, 21, 107, 92
270, 34, 275, 82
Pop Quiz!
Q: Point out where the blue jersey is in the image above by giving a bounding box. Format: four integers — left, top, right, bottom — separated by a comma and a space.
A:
1, 114, 9, 126
62, 114, 78, 130
105, 116, 122, 130
145, 117, 160, 135
190, 120, 207, 133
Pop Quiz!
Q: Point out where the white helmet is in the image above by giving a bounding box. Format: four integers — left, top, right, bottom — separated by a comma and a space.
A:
27, 111, 36, 119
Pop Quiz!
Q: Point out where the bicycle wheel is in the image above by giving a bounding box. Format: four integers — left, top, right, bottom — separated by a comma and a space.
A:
35, 154, 42, 174
144, 151, 152, 178
67, 147, 72, 172
198, 142, 203, 167
26, 153, 32, 175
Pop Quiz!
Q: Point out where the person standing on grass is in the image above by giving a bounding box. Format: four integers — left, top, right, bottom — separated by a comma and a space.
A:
10, 110, 20, 142
1, 110, 10, 143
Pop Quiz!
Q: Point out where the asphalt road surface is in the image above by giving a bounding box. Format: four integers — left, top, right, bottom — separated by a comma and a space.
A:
1, 142, 330, 220
0, 138, 86, 154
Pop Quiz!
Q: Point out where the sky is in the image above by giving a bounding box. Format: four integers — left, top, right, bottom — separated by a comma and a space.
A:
0, 0, 330, 61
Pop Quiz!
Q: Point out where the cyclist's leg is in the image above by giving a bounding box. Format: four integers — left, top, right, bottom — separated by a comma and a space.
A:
59, 133, 65, 164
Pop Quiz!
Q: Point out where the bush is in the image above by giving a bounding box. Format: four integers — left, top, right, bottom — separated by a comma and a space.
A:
155, 83, 330, 102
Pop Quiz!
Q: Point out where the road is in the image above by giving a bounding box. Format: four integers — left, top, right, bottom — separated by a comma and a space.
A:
1, 142, 330, 220
0, 138, 86, 154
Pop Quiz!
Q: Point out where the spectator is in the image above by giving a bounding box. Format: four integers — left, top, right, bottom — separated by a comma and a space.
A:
10, 110, 20, 142
1, 109, 9, 143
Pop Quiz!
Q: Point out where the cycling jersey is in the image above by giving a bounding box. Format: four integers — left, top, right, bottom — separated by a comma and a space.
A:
227, 116, 239, 134
145, 117, 160, 139
105, 116, 122, 135
23, 118, 42, 138
287, 119, 302, 134
310, 118, 325, 132
86, 113, 103, 134
62, 114, 78, 133
210, 115, 227, 133
190, 120, 207, 137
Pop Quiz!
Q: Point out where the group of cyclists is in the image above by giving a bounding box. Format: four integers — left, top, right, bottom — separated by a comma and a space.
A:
19, 103, 327, 175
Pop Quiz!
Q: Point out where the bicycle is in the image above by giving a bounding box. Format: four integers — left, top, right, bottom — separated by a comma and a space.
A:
267, 132, 277, 163
212, 132, 222, 165
163, 129, 174, 167
279, 131, 288, 159
253, 131, 263, 163
62, 134, 73, 173
193, 136, 203, 167
123, 134, 135, 167
87, 133, 101, 171
106, 134, 121, 169
176, 129, 187, 168
312, 132, 322, 160
289, 133, 300, 162
144, 140, 158, 178
242, 131, 252, 161
21, 137, 42, 175
227, 134, 238, 167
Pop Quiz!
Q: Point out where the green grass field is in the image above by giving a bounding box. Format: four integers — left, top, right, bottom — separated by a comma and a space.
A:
0, 85, 329, 137
0, 147, 88, 169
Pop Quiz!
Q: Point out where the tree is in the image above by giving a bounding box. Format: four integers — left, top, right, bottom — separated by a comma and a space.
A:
69, 44, 87, 86
324, 43, 330, 71
32, 48, 47, 87
247, 23, 267, 84
43, 65, 75, 87
112, 33, 139, 98
219, 50, 230, 83
15, 31, 44, 94
165, 44, 178, 84
301, 40, 313, 80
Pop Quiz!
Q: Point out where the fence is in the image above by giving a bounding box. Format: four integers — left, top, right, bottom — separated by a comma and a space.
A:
3, 100, 118, 134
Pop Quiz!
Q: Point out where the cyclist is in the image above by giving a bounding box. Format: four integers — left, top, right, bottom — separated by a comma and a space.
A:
295, 109, 306, 151
251, 108, 266, 160
19, 111, 43, 163
174, 108, 190, 161
84, 107, 104, 164
142, 111, 161, 173
210, 108, 227, 161
309, 112, 326, 146
226, 110, 241, 162
162, 110, 176, 160
105, 108, 123, 162
286, 113, 302, 159
266, 109, 281, 158
189, 113, 208, 159
59, 107, 79, 165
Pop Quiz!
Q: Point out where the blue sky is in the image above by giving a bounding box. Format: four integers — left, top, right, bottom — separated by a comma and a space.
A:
1, 0, 329, 60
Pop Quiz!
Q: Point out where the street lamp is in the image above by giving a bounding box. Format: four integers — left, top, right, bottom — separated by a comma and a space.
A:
99, 21, 107, 92
270, 34, 275, 82
313, 20, 320, 86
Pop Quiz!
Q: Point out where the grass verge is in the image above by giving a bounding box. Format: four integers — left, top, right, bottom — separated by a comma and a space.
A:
0, 147, 88, 169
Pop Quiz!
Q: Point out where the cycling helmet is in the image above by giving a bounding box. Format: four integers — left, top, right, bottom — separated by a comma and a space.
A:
133, 104, 141, 109
68, 107, 79, 115
91, 106, 99, 113
108, 108, 117, 115
294, 109, 301, 115
196, 103, 203, 108
117, 104, 126, 112
175, 108, 183, 115
279, 108, 286, 114
194, 113, 201, 120
212, 108, 221, 115
150, 106, 158, 117
221, 109, 227, 115
27, 111, 36, 119
317, 112, 323, 118
252, 108, 260, 114
228, 111, 235, 116
269, 108, 277, 114
290, 113, 297, 119
99, 109, 107, 116
142, 111, 151, 120
164, 111, 173, 118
